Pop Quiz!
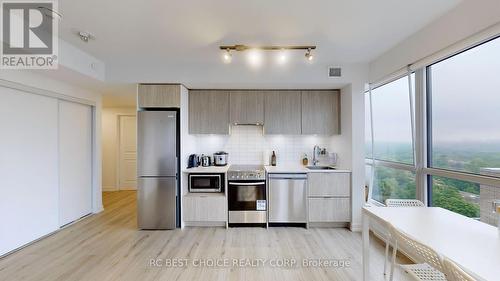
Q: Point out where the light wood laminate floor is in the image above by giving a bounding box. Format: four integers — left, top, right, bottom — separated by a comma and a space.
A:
0, 191, 411, 281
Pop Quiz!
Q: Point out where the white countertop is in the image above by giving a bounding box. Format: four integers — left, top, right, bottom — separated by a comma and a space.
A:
184, 165, 350, 174
182, 165, 230, 173
264, 165, 350, 173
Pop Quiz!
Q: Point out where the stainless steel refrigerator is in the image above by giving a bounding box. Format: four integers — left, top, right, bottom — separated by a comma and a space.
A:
137, 110, 179, 229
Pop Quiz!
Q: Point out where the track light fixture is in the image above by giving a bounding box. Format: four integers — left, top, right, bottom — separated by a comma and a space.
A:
219, 45, 316, 64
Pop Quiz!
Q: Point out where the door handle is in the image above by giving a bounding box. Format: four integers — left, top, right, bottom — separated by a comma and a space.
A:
228, 182, 266, 186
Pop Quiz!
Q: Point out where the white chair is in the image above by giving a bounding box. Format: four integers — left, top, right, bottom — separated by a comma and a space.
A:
389, 225, 447, 281
443, 257, 477, 281
383, 199, 425, 276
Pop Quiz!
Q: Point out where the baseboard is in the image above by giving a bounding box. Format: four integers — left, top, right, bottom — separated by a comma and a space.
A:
119, 186, 137, 191
308, 222, 349, 228
183, 221, 226, 227
350, 223, 362, 232
102, 185, 117, 192
93, 205, 104, 214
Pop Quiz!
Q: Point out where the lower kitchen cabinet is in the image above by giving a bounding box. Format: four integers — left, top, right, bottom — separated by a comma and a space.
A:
308, 172, 350, 197
183, 194, 227, 222
308, 198, 350, 222
307, 172, 351, 224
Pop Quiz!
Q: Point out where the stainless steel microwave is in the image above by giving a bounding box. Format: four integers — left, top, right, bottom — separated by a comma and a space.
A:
188, 173, 224, 193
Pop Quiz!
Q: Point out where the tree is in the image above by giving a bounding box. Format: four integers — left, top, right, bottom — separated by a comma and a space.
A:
432, 179, 479, 218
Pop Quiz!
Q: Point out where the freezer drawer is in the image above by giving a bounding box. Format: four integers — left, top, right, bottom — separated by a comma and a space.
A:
268, 174, 307, 223
137, 177, 177, 229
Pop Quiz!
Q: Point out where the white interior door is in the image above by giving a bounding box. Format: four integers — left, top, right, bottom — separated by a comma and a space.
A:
0, 87, 59, 256
59, 100, 92, 226
118, 115, 137, 190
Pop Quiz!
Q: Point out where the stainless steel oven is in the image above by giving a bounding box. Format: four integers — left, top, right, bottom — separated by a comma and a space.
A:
188, 173, 224, 193
227, 165, 266, 224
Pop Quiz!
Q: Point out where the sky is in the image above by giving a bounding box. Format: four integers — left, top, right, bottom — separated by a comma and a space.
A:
367, 37, 500, 145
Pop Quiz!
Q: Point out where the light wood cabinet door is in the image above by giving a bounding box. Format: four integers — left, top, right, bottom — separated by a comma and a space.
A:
183, 195, 227, 222
229, 91, 264, 125
308, 172, 350, 197
308, 198, 350, 222
138, 84, 180, 108
301, 90, 340, 135
264, 90, 301, 134
189, 90, 229, 134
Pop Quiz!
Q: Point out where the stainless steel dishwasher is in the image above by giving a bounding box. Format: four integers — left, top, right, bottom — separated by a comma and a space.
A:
268, 173, 307, 223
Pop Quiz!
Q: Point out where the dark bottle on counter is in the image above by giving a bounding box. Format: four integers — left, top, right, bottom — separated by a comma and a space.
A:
271, 151, 277, 166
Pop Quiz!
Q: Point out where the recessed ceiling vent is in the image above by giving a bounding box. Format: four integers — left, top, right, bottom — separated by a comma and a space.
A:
328, 67, 341, 77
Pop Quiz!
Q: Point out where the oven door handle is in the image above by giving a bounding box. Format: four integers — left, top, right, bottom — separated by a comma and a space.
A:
228, 182, 266, 186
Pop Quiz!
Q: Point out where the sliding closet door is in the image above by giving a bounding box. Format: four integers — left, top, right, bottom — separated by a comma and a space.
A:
0, 87, 59, 256
59, 101, 93, 226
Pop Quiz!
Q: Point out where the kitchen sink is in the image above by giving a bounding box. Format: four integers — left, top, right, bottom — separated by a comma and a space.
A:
306, 166, 336, 170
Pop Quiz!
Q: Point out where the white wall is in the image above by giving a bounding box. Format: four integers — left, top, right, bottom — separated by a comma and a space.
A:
0, 70, 103, 213
101, 107, 136, 191
180, 86, 196, 169
343, 82, 367, 232
370, 0, 500, 82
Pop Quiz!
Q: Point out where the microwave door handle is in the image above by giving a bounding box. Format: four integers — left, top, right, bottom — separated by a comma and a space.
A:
228, 182, 266, 186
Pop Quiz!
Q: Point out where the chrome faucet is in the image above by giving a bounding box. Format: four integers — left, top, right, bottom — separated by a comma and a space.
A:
313, 145, 321, 166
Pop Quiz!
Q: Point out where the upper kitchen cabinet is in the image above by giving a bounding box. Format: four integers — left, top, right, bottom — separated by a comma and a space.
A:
189, 90, 230, 134
138, 84, 181, 108
229, 91, 264, 125
301, 90, 340, 135
264, 91, 302, 134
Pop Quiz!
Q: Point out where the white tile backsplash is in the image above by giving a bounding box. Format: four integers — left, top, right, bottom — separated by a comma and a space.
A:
193, 126, 332, 165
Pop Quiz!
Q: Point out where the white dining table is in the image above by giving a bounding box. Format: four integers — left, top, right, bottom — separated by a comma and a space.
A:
362, 206, 500, 281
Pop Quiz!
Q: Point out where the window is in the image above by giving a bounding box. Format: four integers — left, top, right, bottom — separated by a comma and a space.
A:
371, 75, 415, 164
430, 176, 479, 218
428, 37, 500, 177
365, 74, 417, 204
367, 36, 500, 219
372, 166, 416, 204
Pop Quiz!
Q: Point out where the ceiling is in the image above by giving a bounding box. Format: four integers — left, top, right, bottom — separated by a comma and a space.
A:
56, 0, 461, 106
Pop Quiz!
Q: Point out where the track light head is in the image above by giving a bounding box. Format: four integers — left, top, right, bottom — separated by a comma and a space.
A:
222, 49, 232, 63
305, 48, 314, 61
